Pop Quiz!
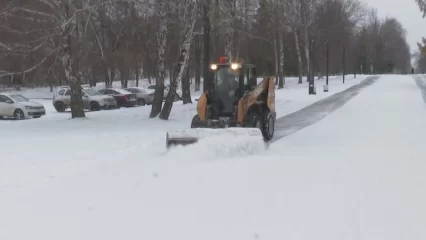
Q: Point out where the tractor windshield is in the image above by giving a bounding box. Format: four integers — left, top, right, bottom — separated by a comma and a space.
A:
212, 67, 240, 114
214, 67, 239, 93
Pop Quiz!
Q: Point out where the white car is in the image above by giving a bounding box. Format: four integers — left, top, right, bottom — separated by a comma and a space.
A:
53, 86, 117, 112
0, 93, 45, 120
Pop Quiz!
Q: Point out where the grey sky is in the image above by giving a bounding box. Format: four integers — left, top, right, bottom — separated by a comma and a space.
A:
360, 0, 426, 55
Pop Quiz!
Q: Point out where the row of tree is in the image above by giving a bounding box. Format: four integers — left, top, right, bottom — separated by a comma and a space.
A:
0, 0, 412, 119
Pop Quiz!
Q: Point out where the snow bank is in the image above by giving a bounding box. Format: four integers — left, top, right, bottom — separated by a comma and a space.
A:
166, 128, 268, 160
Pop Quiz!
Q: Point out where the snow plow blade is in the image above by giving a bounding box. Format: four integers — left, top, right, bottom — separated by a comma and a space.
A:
165, 127, 266, 149
166, 133, 198, 148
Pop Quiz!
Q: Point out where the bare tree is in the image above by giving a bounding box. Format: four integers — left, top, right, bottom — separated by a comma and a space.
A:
149, 0, 168, 118
282, 0, 304, 83
0, 0, 109, 118
416, 0, 426, 17
159, 0, 198, 120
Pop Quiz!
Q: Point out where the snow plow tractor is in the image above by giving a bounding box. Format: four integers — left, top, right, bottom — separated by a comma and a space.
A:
166, 57, 276, 149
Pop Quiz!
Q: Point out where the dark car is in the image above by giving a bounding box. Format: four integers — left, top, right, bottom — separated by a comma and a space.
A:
98, 88, 137, 108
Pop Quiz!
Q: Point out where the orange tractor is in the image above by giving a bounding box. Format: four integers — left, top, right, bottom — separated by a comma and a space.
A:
166, 57, 276, 148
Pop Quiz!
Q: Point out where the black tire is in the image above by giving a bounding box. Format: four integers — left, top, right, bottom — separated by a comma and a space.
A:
13, 109, 25, 120
54, 102, 65, 112
262, 111, 275, 141
191, 114, 203, 128
89, 101, 101, 111
137, 98, 146, 106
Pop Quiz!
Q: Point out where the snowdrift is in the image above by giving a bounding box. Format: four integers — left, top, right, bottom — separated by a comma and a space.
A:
164, 128, 268, 160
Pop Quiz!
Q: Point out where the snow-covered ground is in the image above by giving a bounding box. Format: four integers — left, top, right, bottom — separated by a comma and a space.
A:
3, 74, 426, 240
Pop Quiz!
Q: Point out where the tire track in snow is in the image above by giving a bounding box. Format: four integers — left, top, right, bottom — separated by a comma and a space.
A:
271, 75, 380, 143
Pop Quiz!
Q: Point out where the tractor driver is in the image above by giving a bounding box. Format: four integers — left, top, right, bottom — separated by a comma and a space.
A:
217, 68, 238, 97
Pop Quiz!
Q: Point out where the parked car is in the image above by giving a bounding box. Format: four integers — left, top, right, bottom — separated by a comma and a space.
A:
53, 87, 117, 112
146, 84, 182, 101
0, 93, 45, 120
124, 87, 155, 106
98, 88, 138, 108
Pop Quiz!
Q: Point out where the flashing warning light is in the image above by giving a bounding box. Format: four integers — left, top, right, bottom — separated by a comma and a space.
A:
219, 57, 227, 63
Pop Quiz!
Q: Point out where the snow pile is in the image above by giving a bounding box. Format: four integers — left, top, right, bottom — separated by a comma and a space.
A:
165, 128, 268, 160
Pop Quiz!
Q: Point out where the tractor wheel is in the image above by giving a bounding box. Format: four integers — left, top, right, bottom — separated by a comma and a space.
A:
262, 111, 275, 141
191, 114, 204, 128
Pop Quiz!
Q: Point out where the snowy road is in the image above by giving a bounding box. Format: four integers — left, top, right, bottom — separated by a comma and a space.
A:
272, 75, 380, 142
1, 75, 426, 240
268, 74, 426, 239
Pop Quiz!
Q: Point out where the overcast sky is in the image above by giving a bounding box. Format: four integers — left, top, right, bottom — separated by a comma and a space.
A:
360, 0, 426, 55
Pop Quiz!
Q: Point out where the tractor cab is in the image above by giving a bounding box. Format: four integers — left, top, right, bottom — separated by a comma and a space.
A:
206, 57, 257, 119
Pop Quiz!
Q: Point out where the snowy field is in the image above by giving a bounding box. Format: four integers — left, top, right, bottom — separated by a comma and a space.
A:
3, 74, 426, 239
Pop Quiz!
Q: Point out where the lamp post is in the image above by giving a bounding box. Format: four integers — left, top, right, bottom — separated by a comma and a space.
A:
342, 43, 345, 84
309, 39, 316, 95
324, 41, 329, 92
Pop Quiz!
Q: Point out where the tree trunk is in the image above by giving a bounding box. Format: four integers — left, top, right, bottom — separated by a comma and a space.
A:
124, 69, 129, 88
273, 30, 279, 85
61, 15, 85, 118
120, 69, 125, 88
224, 0, 236, 61
103, 64, 110, 88
109, 67, 115, 88
271, 2, 279, 85
160, 0, 197, 120
195, 35, 201, 92
90, 66, 97, 87
278, 30, 285, 88
135, 65, 141, 87
70, 81, 85, 118
149, 0, 168, 118
303, 31, 310, 82
302, 27, 310, 82
182, 62, 192, 104
203, 0, 211, 92
294, 31, 303, 84
160, 46, 191, 119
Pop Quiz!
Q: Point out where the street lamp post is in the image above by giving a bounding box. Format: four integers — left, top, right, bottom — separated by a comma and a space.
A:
309, 39, 316, 95
324, 41, 329, 92
342, 44, 346, 84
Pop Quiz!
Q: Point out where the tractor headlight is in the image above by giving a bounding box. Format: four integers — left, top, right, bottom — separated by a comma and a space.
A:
231, 63, 240, 70
210, 64, 217, 70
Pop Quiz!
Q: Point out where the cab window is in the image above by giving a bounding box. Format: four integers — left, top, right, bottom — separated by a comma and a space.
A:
244, 67, 254, 85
